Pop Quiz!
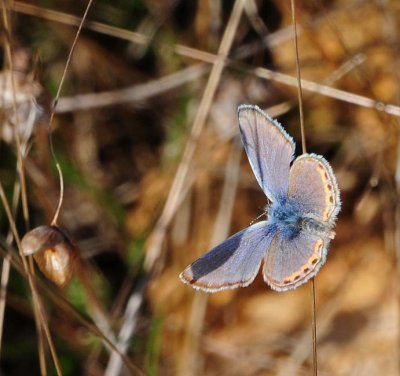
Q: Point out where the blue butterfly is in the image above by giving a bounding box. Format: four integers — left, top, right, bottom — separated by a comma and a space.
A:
180, 105, 341, 292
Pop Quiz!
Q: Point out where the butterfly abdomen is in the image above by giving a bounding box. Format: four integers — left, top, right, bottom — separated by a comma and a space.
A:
298, 217, 334, 238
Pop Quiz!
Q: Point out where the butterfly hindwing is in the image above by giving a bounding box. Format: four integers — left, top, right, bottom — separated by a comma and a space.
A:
263, 230, 329, 291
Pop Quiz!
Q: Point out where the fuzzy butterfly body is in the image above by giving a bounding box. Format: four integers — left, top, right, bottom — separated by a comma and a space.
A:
180, 105, 341, 292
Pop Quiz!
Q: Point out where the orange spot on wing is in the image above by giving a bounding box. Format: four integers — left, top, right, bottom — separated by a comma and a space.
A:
270, 239, 325, 288
316, 163, 336, 221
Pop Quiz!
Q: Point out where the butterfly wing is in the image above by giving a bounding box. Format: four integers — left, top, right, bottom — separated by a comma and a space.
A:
180, 221, 274, 292
238, 105, 295, 202
288, 153, 341, 223
263, 230, 329, 291
264, 153, 341, 291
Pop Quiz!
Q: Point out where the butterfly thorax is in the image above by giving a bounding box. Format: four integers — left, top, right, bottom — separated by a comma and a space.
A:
267, 200, 332, 240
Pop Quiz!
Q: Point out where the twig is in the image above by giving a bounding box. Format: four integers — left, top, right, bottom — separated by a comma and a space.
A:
55, 64, 208, 113
104, 276, 147, 376
1, 0, 30, 227
51, 163, 64, 226
13, 2, 400, 117
252, 65, 400, 117
290, 0, 317, 373
47, 0, 94, 226
178, 140, 242, 376
144, 0, 245, 270
291, 0, 306, 154
395, 126, 400, 375
104, 1, 246, 375
0, 181, 63, 375
1, 2, 49, 373
0, 253, 10, 355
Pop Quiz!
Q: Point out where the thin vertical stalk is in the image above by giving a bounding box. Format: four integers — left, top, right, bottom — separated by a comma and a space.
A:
48, 0, 94, 225
290, 0, 318, 374
291, 0, 306, 154
178, 141, 242, 376
0, 2, 48, 373
0, 0, 30, 228
395, 114, 400, 376
0, 182, 63, 375
144, 0, 246, 270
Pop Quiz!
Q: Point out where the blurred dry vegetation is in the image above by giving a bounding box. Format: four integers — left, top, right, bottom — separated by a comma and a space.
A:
0, 0, 400, 375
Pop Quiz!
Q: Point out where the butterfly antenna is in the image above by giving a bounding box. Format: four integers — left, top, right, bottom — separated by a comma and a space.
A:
250, 212, 266, 226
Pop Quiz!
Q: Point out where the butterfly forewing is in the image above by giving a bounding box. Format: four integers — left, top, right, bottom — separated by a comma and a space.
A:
288, 153, 341, 223
263, 230, 329, 291
180, 221, 274, 292
238, 105, 295, 202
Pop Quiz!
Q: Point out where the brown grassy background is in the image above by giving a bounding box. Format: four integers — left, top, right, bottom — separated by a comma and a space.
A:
0, 0, 399, 375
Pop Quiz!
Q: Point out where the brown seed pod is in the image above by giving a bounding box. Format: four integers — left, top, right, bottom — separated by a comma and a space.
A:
21, 225, 77, 287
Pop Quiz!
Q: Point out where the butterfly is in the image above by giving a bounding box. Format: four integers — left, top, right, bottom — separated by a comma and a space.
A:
180, 104, 341, 292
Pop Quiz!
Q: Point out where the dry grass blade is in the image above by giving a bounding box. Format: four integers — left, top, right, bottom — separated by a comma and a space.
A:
56, 64, 209, 113
13, 1, 400, 118
1, 2, 30, 227
0, 0, 114, 373
144, 0, 245, 270
13, 1, 150, 45
104, 277, 147, 376
253, 66, 400, 117
395, 127, 400, 375
106, 1, 245, 374
178, 140, 242, 376
0, 181, 62, 375
0, 179, 22, 356
0, 241, 144, 375
1, 2, 55, 374
289, 0, 317, 374
0, 253, 10, 354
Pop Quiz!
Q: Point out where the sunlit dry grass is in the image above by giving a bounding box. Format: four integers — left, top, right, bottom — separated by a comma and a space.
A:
0, 0, 399, 375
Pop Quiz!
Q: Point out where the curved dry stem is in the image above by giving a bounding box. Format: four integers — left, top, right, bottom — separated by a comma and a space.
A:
1, 1, 30, 228
178, 140, 242, 376
0, 178, 21, 356
105, 1, 246, 375
144, 0, 245, 271
0, 253, 10, 355
0, 181, 62, 375
0, 181, 47, 371
47, 0, 94, 228
0, 2, 51, 374
56, 64, 208, 113
51, 163, 64, 226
